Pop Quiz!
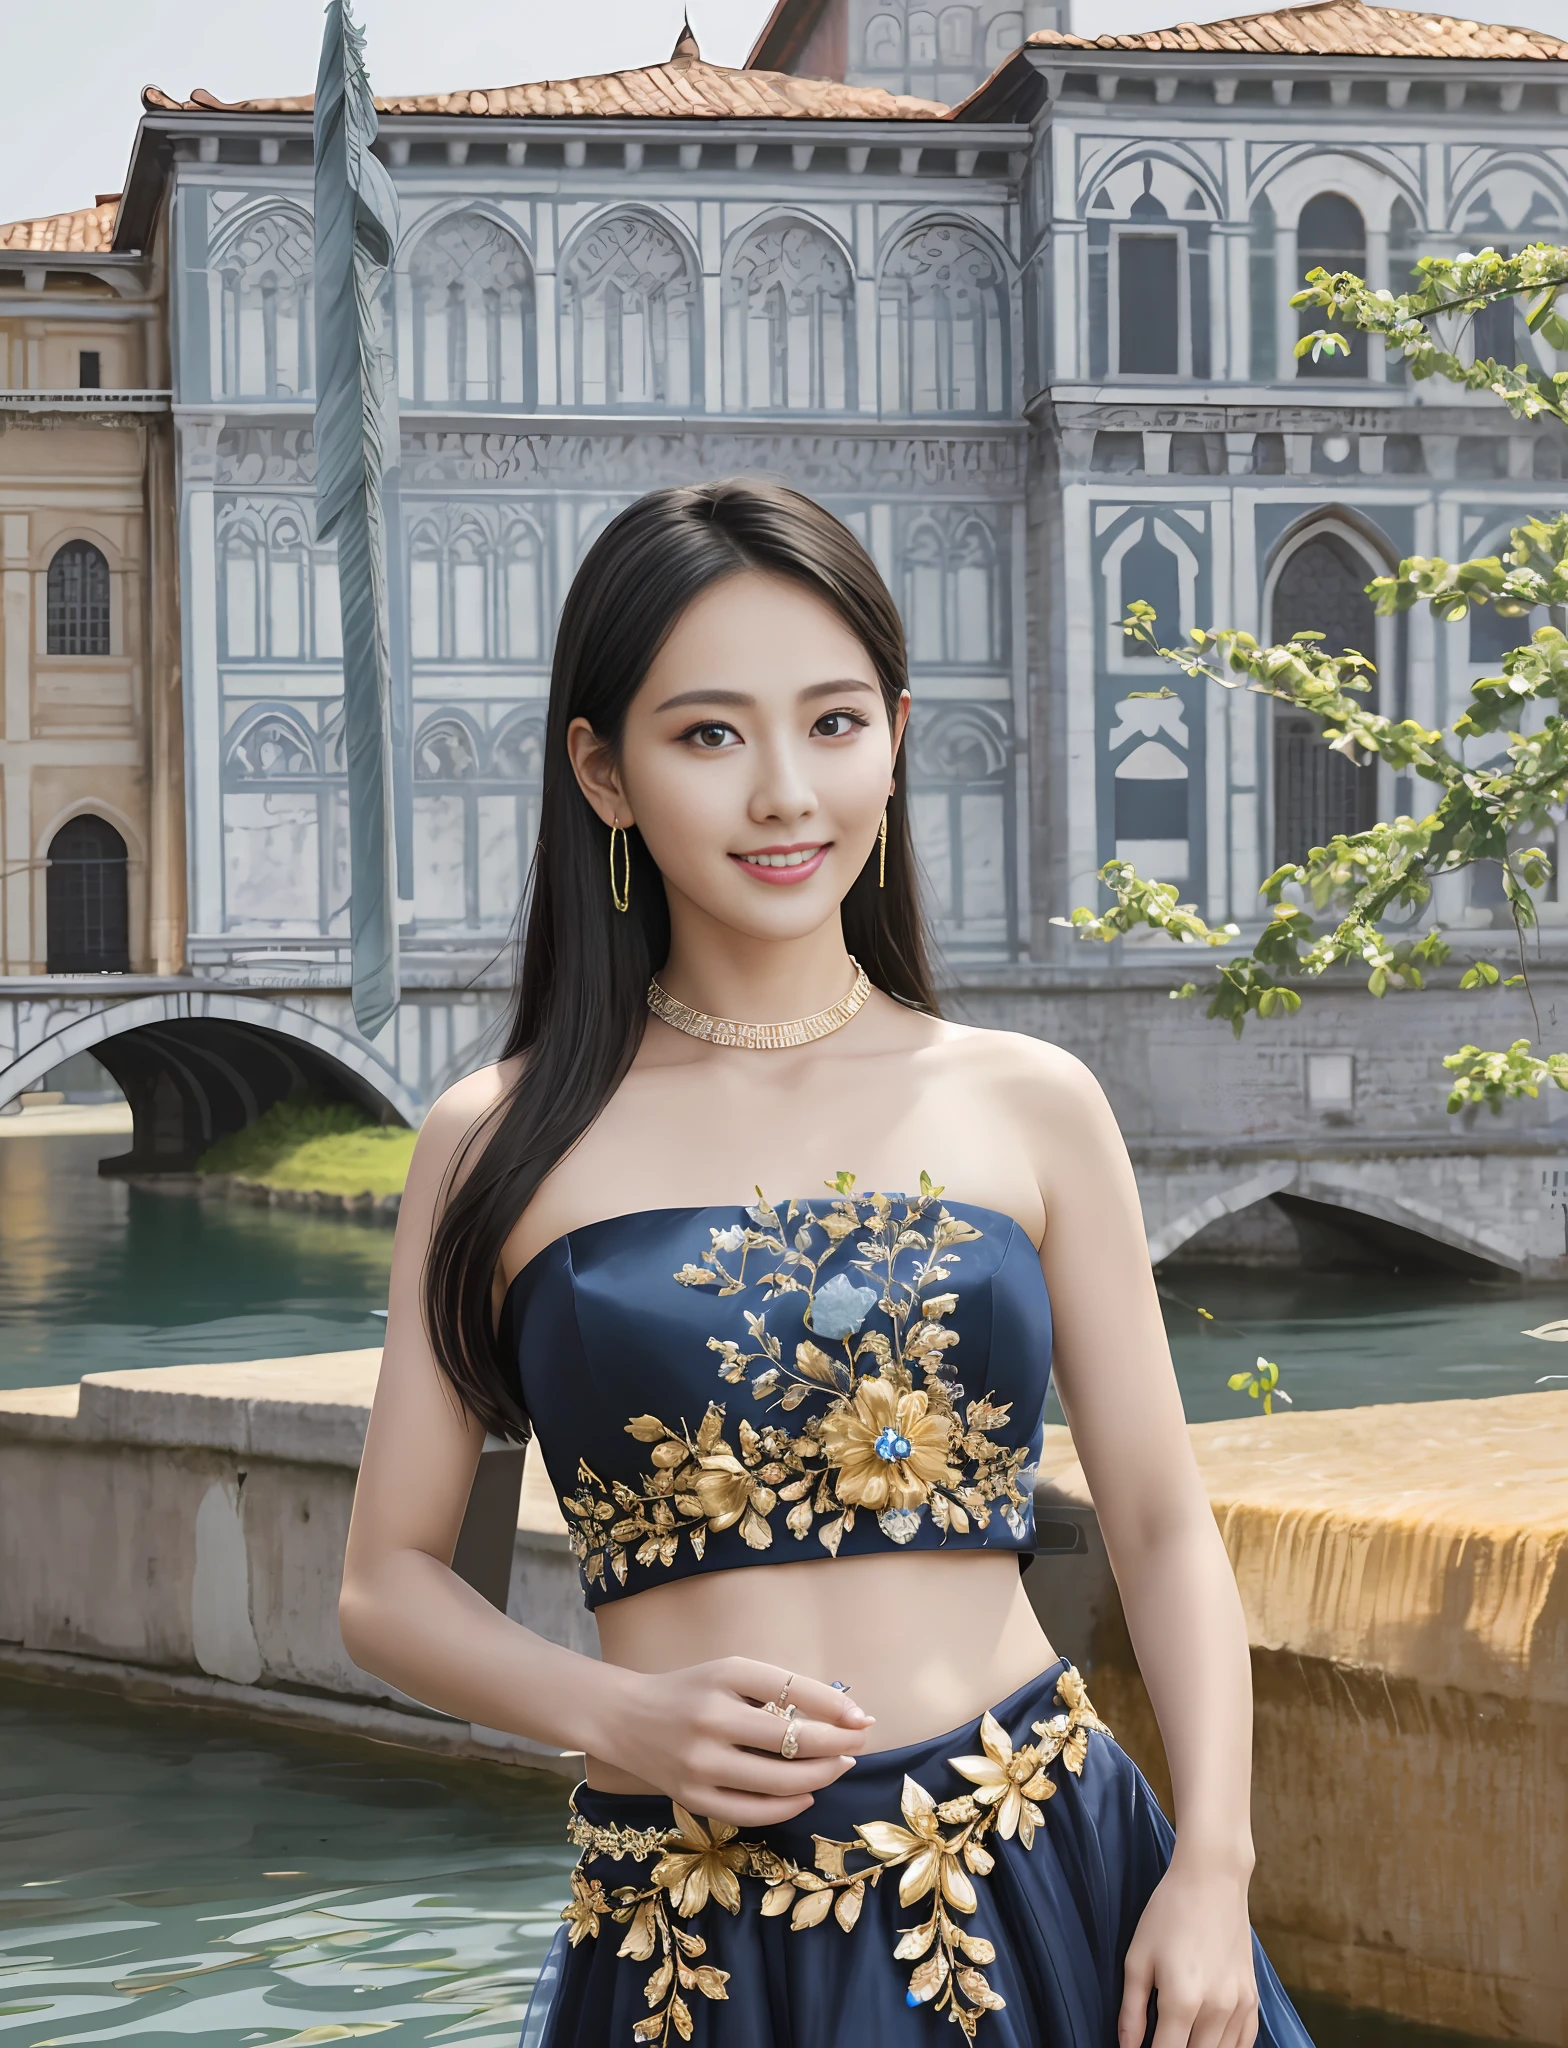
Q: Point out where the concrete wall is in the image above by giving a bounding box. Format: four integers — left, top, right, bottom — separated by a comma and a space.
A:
2, 1356, 1563, 2039
0, 1352, 594, 1772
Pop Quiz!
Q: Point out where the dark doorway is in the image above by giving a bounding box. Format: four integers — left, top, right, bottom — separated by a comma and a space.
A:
46, 814, 129, 973
1271, 531, 1380, 866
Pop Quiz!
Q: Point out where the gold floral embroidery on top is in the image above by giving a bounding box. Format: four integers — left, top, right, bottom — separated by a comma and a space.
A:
559, 1666, 1112, 2042
560, 1174, 1035, 1592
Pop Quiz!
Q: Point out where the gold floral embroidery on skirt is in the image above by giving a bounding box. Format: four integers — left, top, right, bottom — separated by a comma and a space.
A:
560, 1175, 1035, 1592
559, 1666, 1111, 2043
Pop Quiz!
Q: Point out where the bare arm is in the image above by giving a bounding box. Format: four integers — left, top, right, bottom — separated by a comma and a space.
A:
338, 1067, 872, 1824
1018, 1044, 1260, 2048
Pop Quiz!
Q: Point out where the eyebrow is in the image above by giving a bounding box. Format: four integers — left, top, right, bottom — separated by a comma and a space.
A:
653, 677, 880, 714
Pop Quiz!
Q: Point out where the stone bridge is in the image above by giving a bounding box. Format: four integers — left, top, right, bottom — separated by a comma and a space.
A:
0, 976, 507, 1173
4, 965, 1568, 1277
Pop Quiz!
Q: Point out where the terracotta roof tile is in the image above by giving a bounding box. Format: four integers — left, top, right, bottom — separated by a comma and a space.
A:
0, 199, 119, 254
1025, 1, 1568, 61
141, 48, 948, 123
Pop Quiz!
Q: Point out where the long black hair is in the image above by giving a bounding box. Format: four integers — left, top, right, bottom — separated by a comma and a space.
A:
424, 478, 937, 1439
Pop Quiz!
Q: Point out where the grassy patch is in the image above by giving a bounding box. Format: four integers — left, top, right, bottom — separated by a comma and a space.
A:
197, 1096, 416, 1199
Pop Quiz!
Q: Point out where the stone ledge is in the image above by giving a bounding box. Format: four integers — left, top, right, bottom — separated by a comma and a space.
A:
0, 1643, 583, 1777
1034, 1390, 1568, 1704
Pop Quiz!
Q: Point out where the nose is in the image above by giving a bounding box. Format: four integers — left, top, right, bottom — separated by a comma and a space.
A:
747, 731, 820, 831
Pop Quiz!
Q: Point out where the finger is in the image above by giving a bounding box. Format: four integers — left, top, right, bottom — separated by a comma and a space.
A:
1219, 1989, 1260, 2048
690, 1742, 857, 1801
1185, 1999, 1234, 2048
1117, 1953, 1155, 2048
1149, 1990, 1202, 2048
730, 1702, 872, 1759
722, 1660, 873, 1729
690, 1788, 821, 1829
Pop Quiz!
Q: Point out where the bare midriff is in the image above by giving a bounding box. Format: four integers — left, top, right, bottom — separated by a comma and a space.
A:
584, 1549, 1058, 1794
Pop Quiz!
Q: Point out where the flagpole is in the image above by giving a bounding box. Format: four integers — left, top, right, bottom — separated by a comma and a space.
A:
313, 0, 402, 1039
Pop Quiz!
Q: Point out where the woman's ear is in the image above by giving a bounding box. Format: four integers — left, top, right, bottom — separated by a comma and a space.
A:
566, 716, 632, 828
890, 688, 912, 779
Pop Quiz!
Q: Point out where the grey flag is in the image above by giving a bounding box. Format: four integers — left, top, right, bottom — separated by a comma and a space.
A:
314, 0, 401, 1039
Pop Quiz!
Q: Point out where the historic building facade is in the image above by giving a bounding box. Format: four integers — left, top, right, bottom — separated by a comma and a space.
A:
5, 3, 1568, 1246
0, 203, 181, 978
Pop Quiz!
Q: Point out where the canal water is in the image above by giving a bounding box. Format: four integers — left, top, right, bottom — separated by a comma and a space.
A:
0, 1122, 1551, 2047
2, 1127, 1559, 1418
0, 1681, 1500, 2048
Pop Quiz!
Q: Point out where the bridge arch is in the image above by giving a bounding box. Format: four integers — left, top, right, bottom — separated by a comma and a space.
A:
0, 991, 419, 1175
1149, 1163, 1522, 1277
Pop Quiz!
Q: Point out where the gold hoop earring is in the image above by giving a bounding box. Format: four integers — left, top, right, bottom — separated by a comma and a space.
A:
877, 809, 888, 891
609, 820, 631, 914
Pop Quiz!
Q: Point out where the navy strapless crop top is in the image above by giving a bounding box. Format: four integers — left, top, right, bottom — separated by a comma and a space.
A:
499, 1177, 1053, 1609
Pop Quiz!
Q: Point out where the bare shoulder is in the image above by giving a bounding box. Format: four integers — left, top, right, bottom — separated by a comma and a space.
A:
405, 1057, 521, 1194
926, 1018, 1108, 1112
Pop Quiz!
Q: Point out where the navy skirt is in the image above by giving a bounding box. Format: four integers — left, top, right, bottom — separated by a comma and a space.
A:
521, 1655, 1313, 2046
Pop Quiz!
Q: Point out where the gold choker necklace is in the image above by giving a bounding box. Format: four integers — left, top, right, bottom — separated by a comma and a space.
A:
646, 959, 872, 1051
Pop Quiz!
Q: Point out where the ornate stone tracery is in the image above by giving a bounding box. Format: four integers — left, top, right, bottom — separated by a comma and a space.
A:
561, 211, 701, 408
723, 220, 857, 412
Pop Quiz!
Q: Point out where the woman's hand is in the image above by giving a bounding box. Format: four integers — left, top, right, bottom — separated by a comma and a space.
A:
588, 1657, 876, 1828
1117, 1853, 1261, 2048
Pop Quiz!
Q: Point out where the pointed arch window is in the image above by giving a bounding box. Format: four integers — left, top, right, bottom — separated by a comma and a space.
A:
217, 209, 314, 399
408, 212, 536, 405
1271, 531, 1379, 863
46, 541, 111, 656
410, 709, 544, 930
902, 518, 1002, 668
880, 221, 1008, 415
724, 221, 856, 412
46, 815, 129, 973
561, 212, 700, 409
908, 702, 1015, 950
1296, 195, 1366, 378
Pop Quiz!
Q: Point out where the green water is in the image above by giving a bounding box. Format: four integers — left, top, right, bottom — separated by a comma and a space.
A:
0, 1683, 1507, 2048
0, 1682, 571, 2047
3, 1132, 1562, 1420
0, 1134, 392, 1392
0, 1129, 1546, 2048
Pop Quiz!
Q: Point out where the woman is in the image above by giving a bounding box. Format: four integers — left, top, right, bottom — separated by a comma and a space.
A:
340, 480, 1313, 2048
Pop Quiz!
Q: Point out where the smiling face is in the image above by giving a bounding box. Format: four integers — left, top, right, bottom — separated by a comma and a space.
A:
567, 570, 909, 946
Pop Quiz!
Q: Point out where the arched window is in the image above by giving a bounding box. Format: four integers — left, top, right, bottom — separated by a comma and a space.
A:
218, 505, 339, 663
217, 209, 314, 399
908, 703, 1013, 946
864, 11, 903, 67
409, 212, 535, 405
880, 221, 1008, 415
408, 510, 543, 665
411, 711, 540, 930
1271, 531, 1379, 863
909, 11, 937, 64
1120, 523, 1182, 654
46, 541, 110, 656
228, 711, 317, 778
561, 212, 700, 408
724, 220, 856, 411
902, 518, 1001, 667
46, 815, 129, 973
1296, 195, 1366, 378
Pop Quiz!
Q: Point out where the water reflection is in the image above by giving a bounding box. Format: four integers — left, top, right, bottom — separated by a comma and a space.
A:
0, 1134, 391, 1392
0, 1681, 572, 2045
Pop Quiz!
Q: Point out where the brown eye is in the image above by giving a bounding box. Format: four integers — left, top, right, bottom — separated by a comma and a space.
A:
692, 724, 734, 748
813, 711, 865, 738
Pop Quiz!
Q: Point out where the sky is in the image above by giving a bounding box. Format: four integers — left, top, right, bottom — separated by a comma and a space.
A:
4, 0, 1565, 228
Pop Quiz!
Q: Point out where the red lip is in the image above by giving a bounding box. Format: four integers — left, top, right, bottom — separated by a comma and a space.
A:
729, 843, 830, 886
